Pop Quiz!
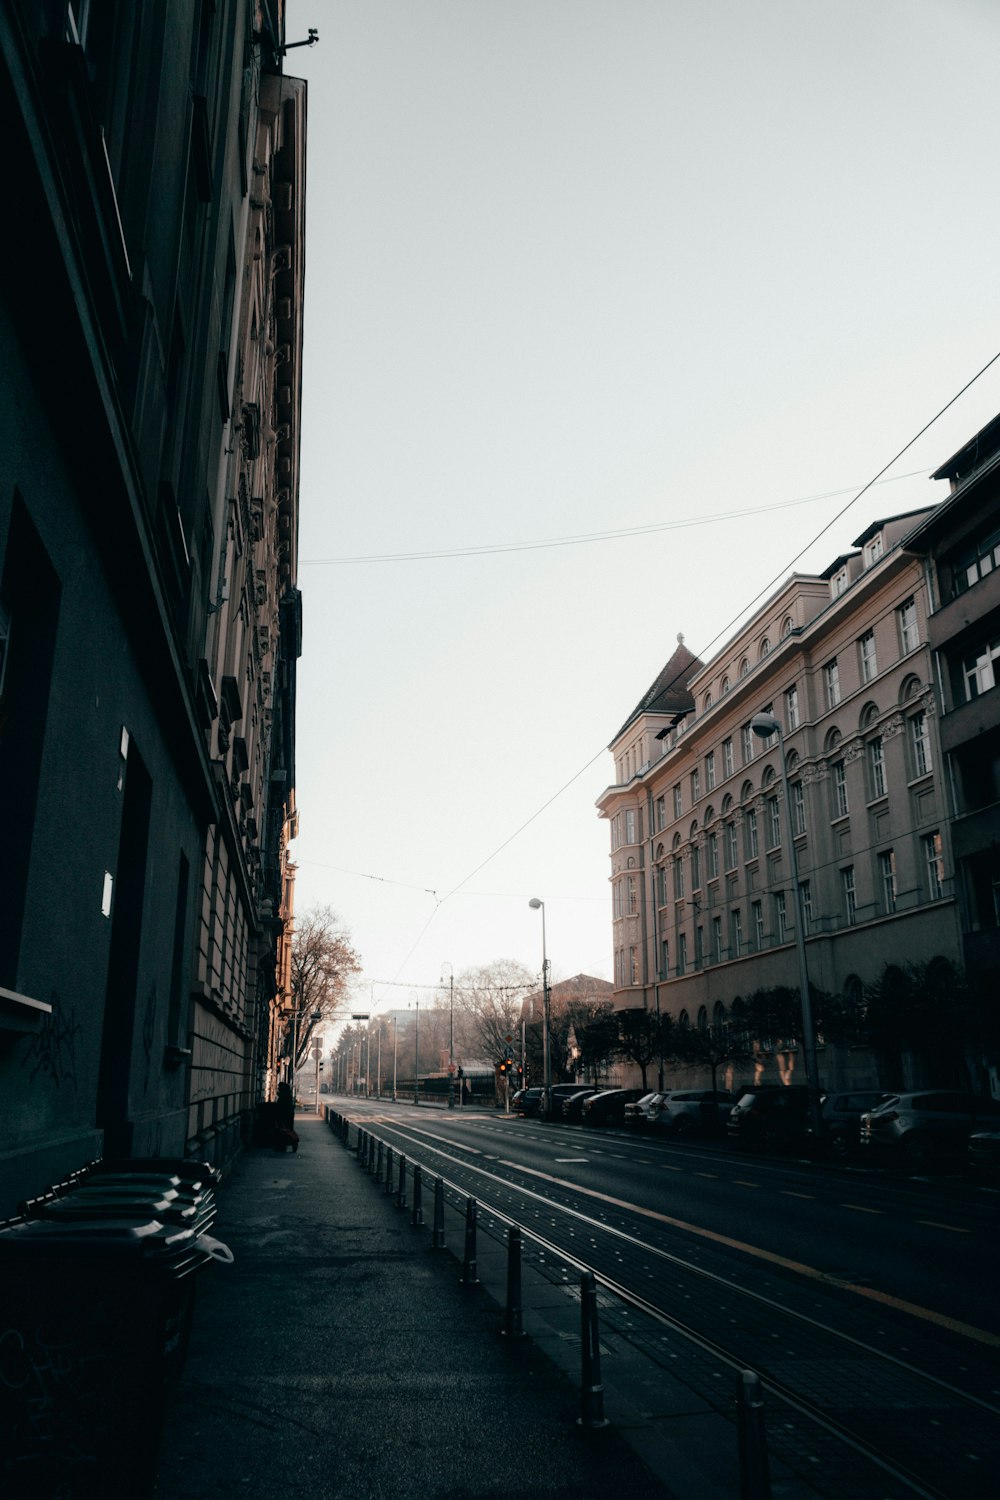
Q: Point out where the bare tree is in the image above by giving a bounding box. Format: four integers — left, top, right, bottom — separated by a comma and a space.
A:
455, 959, 535, 1064
289, 906, 361, 1070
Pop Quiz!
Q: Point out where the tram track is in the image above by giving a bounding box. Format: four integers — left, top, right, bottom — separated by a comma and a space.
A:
340, 1106, 1000, 1500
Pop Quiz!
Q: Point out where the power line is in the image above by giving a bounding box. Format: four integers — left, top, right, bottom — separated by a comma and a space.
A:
300, 469, 926, 567
383, 350, 1000, 980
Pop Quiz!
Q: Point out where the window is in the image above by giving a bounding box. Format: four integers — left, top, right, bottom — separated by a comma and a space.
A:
962, 638, 1000, 702
869, 737, 886, 799
690, 768, 700, 803
739, 657, 749, 679
613, 881, 624, 918
799, 880, 813, 932
725, 820, 738, 870
752, 900, 765, 951
898, 597, 919, 654
721, 674, 731, 696
832, 567, 848, 597
833, 760, 848, 818
673, 784, 682, 819
879, 849, 897, 914
660, 938, 669, 977
767, 795, 781, 849
729, 908, 743, 956
760, 639, 770, 659
864, 533, 883, 567
910, 711, 931, 776
924, 832, 944, 900
629, 946, 639, 984
655, 866, 667, 907
775, 890, 788, 942
677, 932, 687, 976
711, 915, 722, 964
705, 750, 716, 791
842, 866, 857, 925
758, 707, 777, 749
723, 737, 734, 778
627, 875, 637, 914
624, 808, 637, 843
672, 854, 684, 899
785, 683, 799, 730
859, 630, 877, 683
953, 526, 1000, 596
791, 780, 806, 836
695, 925, 704, 968
655, 795, 666, 831
691, 843, 702, 891
707, 829, 719, 879
741, 724, 754, 764
825, 658, 841, 708
615, 948, 625, 987
744, 807, 759, 861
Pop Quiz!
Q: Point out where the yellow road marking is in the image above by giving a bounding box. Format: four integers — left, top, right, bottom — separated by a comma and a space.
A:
495, 1157, 1000, 1348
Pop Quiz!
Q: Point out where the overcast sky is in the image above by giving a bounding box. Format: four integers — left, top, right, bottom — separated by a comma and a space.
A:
283, 0, 1000, 1021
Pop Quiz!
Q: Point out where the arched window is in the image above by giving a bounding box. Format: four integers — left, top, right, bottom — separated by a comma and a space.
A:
713, 1000, 727, 1026
900, 673, 922, 703
672, 832, 682, 851
759, 638, 770, 660
739, 657, 750, 679
824, 727, 842, 753
703, 692, 713, 712
761, 765, 776, 788
697, 1006, 708, 1031
781, 615, 794, 639
655, 842, 664, 858
721, 793, 733, 814
740, 779, 754, 803
860, 701, 880, 729
704, 804, 715, 825
786, 749, 799, 773
721, 674, 731, 695
678, 1009, 690, 1028
689, 820, 699, 840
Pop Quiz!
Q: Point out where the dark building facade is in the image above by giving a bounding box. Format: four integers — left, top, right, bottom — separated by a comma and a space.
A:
908, 415, 1000, 1094
0, 1, 306, 1213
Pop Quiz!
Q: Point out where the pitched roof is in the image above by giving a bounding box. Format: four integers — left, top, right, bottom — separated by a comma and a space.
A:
613, 634, 704, 742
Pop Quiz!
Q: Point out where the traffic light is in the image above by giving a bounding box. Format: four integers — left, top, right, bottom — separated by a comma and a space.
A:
497, 1059, 509, 1075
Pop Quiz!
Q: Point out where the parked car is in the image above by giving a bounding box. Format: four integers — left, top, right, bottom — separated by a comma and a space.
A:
513, 1087, 542, 1117
654, 1089, 736, 1138
859, 1090, 1000, 1166
819, 1089, 890, 1159
968, 1127, 1000, 1177
726, 1086, 810, 1150
624, 1092, 668, 1127
561, 1088, 599, 1122
540, 1083, 592, 1120
582, 1088, 645, 1126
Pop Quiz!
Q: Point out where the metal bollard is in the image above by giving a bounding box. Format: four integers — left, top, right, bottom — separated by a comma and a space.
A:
384, 1146, 394, 1195
460, 1197, 479, 1285
356, 1127, 364, 1161
501, 1225, 526, 1338
396, 1155, 407, 1210
737, 1370, 772, 1499
411, 1163, 424, 1227
577, 1271, 610, 1428
369, 1135, 378, 1176
342, 1117, 350, 1146
431, 1177, 445, 1249
375, 1140, 384, 1182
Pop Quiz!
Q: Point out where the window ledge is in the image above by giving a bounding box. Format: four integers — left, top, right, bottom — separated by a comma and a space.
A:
0, 986, 53, 1034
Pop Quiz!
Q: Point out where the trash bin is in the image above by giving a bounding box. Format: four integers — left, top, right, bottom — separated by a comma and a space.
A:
0, 1165, 226, 1498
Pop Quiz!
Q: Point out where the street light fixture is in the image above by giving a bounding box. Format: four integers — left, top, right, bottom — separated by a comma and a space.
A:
528, 898, 552, 1109
750, 712, 822, 1145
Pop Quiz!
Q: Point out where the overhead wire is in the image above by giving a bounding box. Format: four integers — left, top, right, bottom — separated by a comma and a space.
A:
383, 348, 1000, 982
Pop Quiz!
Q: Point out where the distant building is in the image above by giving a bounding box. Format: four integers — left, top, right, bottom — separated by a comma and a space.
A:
0, 2, 305, 1212
597, 509, 967, 1093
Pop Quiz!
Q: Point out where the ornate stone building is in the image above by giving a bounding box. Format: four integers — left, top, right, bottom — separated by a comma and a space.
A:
598, 506, 966, 1093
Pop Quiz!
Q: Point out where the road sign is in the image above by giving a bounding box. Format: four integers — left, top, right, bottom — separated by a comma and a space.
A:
351, 1013, 370, 1020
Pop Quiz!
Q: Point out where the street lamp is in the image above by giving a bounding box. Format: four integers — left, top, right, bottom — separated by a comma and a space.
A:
750, 713, 822, 1145
442, 961, 455, 1108
528, 898, 551, 1109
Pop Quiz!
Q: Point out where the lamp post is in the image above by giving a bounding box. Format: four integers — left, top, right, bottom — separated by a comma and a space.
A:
528, 898, 551, 1109
392, 1016, 398, 1101
442, 961, 455, 1108
750, 713, 822, 1145
414, 999, 420, 1105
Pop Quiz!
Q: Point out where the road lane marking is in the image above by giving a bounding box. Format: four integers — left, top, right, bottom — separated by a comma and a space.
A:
733, 1180, 759, 1187
694, 1172, 718, 1179
491, 1157, 1000, 1348
555, 1158, 589, 1164
781, 1191, 815, 1199
842, 1204, 883, 1214
916, 1220, 970, 1234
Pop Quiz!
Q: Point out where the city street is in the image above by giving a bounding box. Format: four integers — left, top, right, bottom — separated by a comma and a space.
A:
336, 1097, 1000, 1499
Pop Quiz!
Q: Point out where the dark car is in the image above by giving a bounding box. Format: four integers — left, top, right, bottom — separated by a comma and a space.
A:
859, 1090, 1000, 1166
968, 1127, 1000, 1177
819, 1089, 889, 1159
513, 1087, 543, 1117
561, 1088, 600, 1122
540, 1083, 592, 1120
726, 1086, 810, 1149
654, 1089, 736, 1138
581, 1088, 645, 1126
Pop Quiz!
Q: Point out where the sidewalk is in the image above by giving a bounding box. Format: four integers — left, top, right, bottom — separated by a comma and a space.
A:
152, 1115, 680, 1500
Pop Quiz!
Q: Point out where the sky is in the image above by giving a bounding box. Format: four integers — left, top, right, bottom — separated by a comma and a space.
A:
283, 0, 1000, 1024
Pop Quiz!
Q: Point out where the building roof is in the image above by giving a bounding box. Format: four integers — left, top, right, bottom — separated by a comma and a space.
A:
851, 509, 938, 548
613, 634, 704, 743
931, 410, 1000, 484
